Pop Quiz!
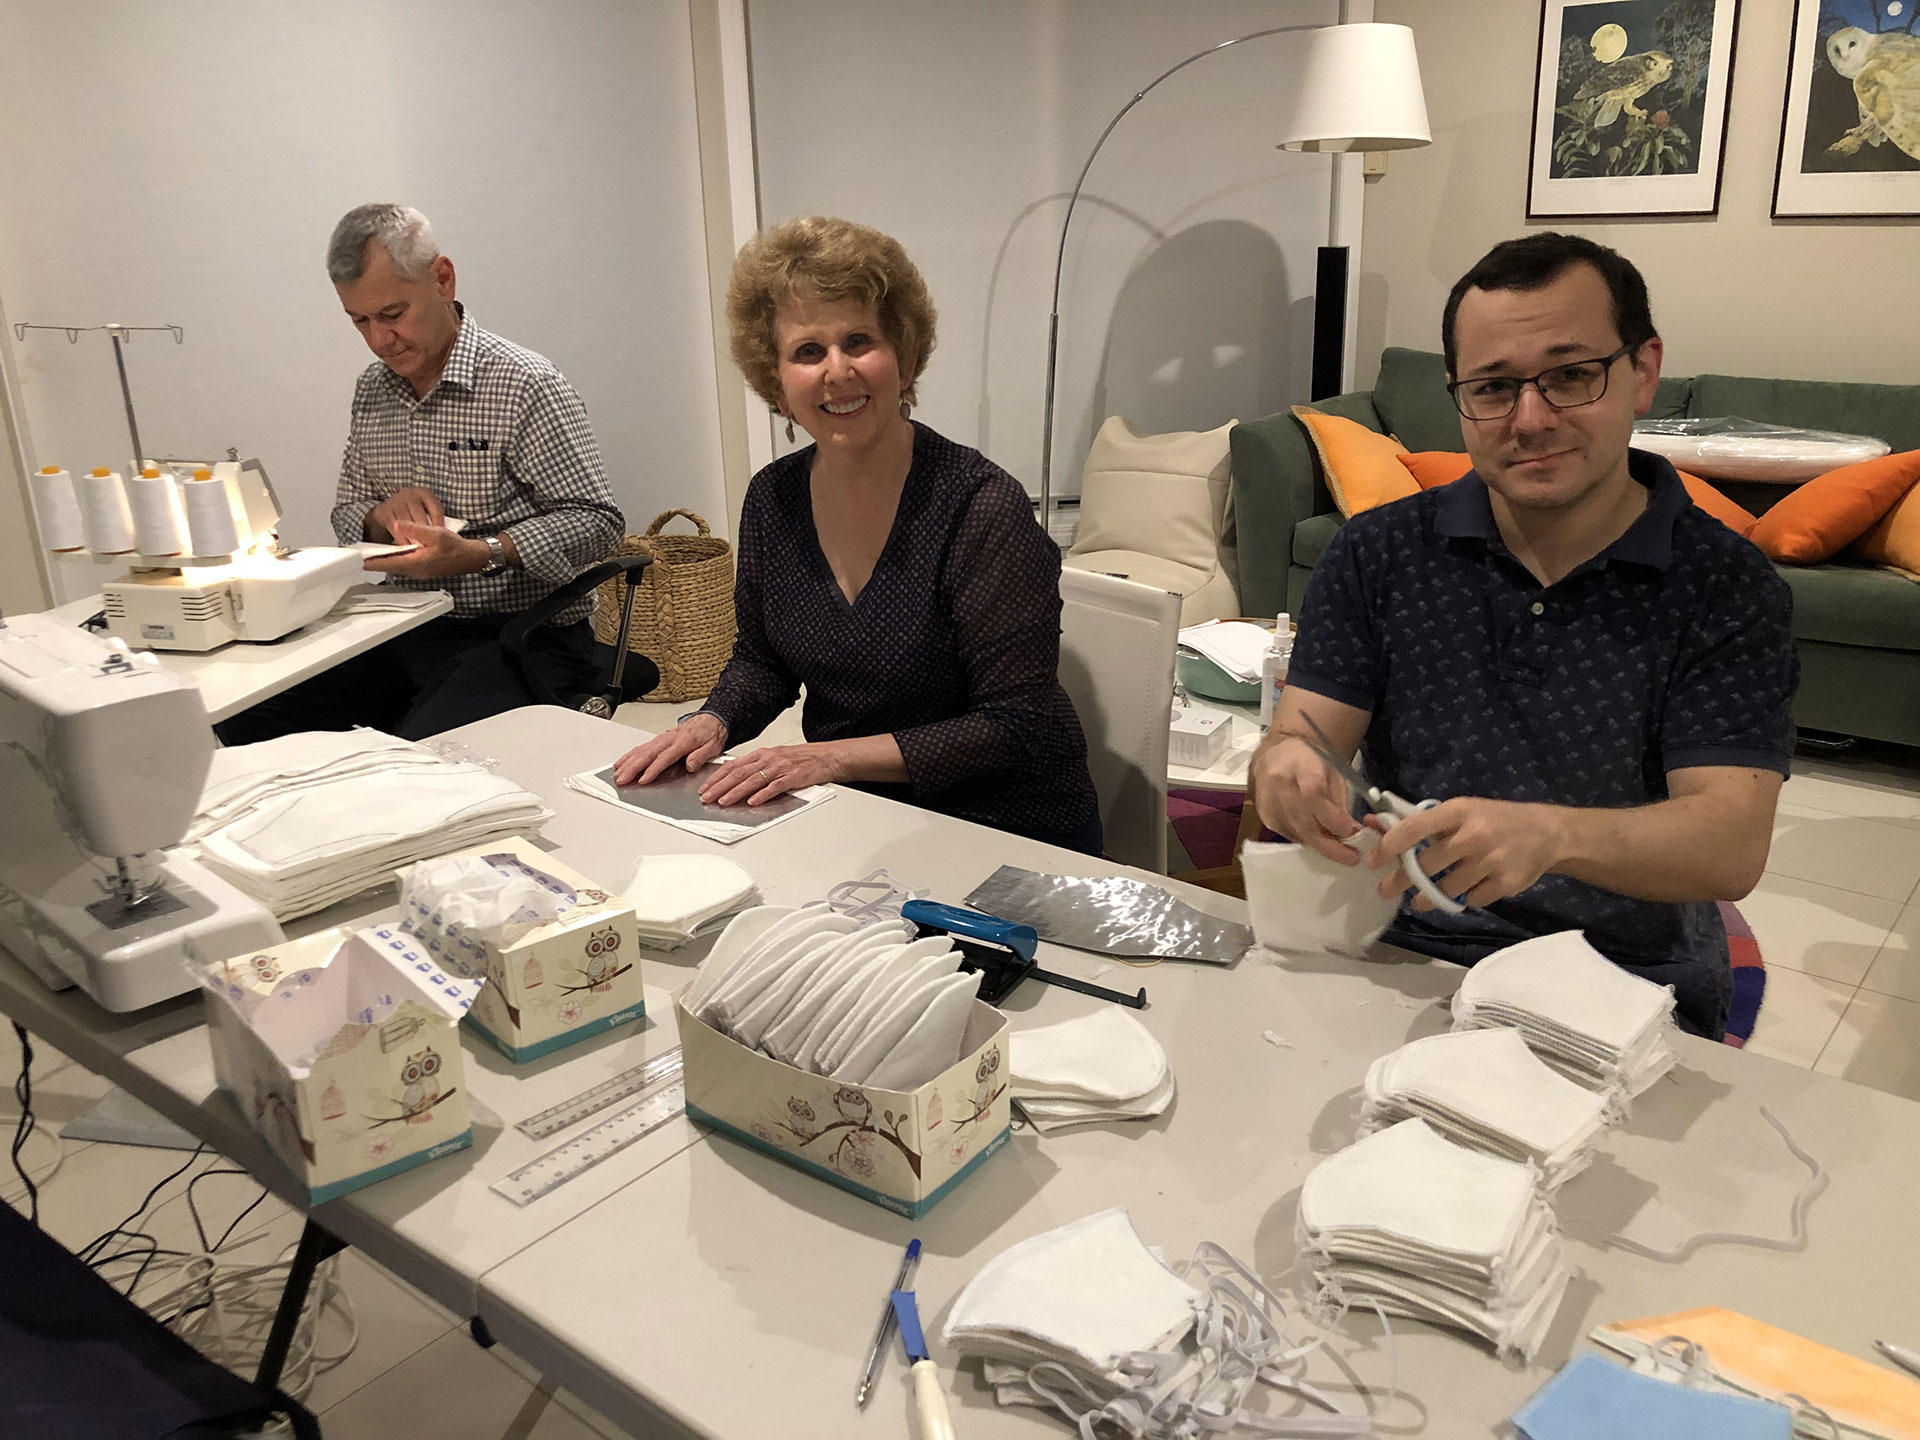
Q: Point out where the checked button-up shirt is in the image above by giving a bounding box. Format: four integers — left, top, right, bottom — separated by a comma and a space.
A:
330, 307, 624, 625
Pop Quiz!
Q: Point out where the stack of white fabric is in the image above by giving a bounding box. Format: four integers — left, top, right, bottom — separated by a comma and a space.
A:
681, 903, 983, 1091
1450, 930, 1677, 1101
1297, 1117, 1569, 1364
1009, 1008, 1174, 1133
622, 854, 758, 950
183, 730, 551, 920
1359, 1029, 1612, 1189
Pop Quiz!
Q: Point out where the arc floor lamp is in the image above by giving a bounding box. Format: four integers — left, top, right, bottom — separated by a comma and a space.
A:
1037, 20, 1431, 527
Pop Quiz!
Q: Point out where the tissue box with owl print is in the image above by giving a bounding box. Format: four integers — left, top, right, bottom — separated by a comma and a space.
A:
195, 926, 478, 1205
678, 996, 1011, 1219
397, 836, 646, 1064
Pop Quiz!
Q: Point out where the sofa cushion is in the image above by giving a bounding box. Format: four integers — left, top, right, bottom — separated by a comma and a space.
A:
1292, 512, 1344, 569
1850, 475, 1920, 578
1782, 562, 1920, 650
1061, 549, 1237, 624
1292, 408, 1417, 515
1749, 450, 1920, 563
1373, 347, 1695, 455
1400, 451, 1474, 488
1692, 374, 1920, 454
1069, 416, 1235, 576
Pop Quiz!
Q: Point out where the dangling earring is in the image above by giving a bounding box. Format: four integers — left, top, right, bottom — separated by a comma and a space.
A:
784, 413, 795, 443
899, 398, 912, 421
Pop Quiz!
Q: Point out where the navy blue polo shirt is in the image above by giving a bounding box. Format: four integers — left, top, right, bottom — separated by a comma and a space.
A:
1288, 449, 1798, 1038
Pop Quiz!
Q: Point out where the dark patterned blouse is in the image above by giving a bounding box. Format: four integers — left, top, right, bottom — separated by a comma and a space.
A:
697, 424, 1099, 842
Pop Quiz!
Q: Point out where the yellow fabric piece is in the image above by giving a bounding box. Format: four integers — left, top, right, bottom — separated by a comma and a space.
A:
1291, 407, 1417, 517
1599, 1306, 1920, 1439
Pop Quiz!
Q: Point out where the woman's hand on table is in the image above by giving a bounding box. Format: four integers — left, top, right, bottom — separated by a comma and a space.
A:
612, 713, 728, 786
696, 744, 841, 807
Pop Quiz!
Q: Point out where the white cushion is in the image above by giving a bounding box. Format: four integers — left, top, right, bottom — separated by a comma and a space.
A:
1061, 549, 1237, 625
1067, 416, 1238, 621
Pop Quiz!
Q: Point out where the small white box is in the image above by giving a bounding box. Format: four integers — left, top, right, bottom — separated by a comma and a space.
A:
397, 837, 646, 1063
198, 926, 478, 1205
679, 997, 1012, 1218
1169, 705, 1232, 768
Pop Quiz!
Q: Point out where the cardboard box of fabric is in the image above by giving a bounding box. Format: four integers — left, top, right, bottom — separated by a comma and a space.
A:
678, 997, 1011, 1218
397, 836, 646, 1064
196, 926, 477, 1205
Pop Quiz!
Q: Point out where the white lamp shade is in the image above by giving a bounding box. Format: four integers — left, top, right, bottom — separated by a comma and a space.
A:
1275, 22, 1430, 153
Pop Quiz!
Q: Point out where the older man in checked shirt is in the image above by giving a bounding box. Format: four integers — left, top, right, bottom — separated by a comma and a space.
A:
217, 204, 624, 743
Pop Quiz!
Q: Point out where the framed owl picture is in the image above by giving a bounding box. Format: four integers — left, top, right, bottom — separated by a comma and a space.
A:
1773, 0, 1920, 217
1526, 0, 1743, 217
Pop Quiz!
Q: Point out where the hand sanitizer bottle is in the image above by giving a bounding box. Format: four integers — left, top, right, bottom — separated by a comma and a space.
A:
1259, 614, 1292, 730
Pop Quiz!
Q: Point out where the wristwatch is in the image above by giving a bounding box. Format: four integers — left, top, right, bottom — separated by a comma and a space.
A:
481, 535, 508, 574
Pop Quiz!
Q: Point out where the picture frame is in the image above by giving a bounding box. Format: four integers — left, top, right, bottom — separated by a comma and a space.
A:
1526, 0, 1743, 219
1772, 0, 1920, 218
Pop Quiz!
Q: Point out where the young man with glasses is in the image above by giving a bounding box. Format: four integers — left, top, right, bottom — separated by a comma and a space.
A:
1249, 233, 1797, 1039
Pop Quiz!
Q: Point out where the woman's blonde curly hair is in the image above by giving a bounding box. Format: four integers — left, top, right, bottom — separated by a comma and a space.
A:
726, 216, 937, 413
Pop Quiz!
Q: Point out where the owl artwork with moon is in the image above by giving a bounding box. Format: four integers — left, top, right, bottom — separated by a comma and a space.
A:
1800, 2, 1920, 174
1545, 1, 1722, 180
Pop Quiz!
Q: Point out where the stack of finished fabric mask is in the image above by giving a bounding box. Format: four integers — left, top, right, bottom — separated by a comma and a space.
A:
944, 1209, 1385, 1435
1297, 1117, 1570, 1364
621, 853, 758, 949
1359, 1029, 1612, 1189
1008, 1008, 1174, 1133
182, 729, 551, 921
1450, 930, 1677, 1103
680, 902, 984, 1091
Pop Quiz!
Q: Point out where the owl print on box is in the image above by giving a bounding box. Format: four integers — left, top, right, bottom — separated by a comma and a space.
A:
1527, 0, 1742, 216
1776, 0, 1920, 215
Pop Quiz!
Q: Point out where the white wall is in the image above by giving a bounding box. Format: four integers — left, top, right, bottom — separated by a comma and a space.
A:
0, 0, 726, 605
747, 0, 1346, 494
1358, 0, 1920, 387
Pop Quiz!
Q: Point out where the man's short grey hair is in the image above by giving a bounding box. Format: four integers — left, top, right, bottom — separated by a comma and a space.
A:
327, 203, 440, 284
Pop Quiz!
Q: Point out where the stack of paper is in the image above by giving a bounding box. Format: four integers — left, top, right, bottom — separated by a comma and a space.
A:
1297, 1118, 1569, 1364
183, 731, 551, 920
622, 854, 758, 950
1009, 1008, 1174, 1133
1175, 619, 1272, 682
1359, 1029, 1612, 1189
1451, 930, 1677, 1101
682, 903, 982, 1091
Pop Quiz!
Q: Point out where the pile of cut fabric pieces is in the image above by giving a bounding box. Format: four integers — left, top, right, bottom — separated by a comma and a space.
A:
622, 853, 758, 950
943, 1208, 1385, 1434
181, 728, 551, 920
680, 901, 982, 1091
1008, 1007, 1174, 1133
1297, 928, 1677, 1362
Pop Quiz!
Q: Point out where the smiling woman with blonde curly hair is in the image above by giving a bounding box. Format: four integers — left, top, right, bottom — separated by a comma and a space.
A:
613, 216, 1101, 852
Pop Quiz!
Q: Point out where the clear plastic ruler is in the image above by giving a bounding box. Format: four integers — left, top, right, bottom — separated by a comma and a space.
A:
515, 1047, 684, 1140
492, 1076, 686, 1207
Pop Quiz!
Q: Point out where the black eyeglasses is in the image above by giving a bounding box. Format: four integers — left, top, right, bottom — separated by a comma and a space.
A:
1446, 342, 1639, 421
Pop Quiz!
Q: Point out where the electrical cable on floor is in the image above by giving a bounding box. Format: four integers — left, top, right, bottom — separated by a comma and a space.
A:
9, 1021, 48, 1225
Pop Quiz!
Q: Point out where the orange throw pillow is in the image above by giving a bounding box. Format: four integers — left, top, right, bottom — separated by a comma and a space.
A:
1399, 451, 1474, 488
1748, 450, 1920, 564
1677, 473, 1757, 537
1849, 474, 1920, 579
1292, 407, 1417, 516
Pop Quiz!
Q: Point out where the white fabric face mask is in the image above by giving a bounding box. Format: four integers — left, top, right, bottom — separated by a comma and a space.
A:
1363, 1028, 1611, 1177
213, 769, 539, 870
720, 929, 854, 1047
815, 936, 956, 1074
943, 1208, 1200, 1375
789, 942, 907, 1073
700, 908, 856, 1021
622, 853, 756, 932
1241, 835, 1399, 960
681, 905, 792, 1016
828, 949, 966, 1083
1010, 1007, 1167, 1102
758, 921, 910, 1063
855, 967, 981, 1090
1454, 929, 1672, 1052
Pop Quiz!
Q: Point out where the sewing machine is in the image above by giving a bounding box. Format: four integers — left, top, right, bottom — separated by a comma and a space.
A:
94, 459, 363, 653
0, 614, 282, 1010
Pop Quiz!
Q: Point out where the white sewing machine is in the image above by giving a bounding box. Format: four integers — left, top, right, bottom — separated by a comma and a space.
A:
94, 459, 363, 653
0, 614, 282, 1010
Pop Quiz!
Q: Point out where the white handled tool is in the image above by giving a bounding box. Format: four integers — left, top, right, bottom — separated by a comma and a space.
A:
890, 1288, 956, 1440
1301, 714, 1466, 916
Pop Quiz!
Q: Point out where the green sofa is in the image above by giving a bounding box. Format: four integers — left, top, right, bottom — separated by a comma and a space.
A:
1229, 348, 1920, 748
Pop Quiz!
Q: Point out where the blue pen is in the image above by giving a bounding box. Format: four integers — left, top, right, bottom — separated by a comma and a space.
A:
855, 1238, 921, 1407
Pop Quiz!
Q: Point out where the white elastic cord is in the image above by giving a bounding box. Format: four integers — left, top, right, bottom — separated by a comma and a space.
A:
1608, 1106, 1826, 1263
826, 868, 926, 923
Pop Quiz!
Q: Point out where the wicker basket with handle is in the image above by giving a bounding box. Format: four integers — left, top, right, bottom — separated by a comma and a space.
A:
591, 508, 736, 702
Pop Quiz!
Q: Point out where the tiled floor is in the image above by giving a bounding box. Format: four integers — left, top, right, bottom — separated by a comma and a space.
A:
4, 733, 1919, 1437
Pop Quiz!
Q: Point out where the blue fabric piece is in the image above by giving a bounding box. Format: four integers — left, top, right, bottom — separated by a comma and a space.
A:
1286, 450, 1799, 1040
1512, 1353, 1792, 1440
